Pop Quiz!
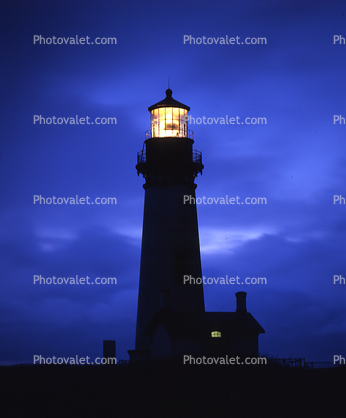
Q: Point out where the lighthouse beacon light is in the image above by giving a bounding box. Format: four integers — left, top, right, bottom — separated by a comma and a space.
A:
146, 88, 192, 139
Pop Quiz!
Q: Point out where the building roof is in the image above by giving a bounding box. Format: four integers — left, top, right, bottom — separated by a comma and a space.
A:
148, 89, 190, 112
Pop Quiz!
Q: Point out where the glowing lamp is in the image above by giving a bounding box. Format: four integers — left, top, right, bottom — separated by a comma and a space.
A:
147, 89, 191, 139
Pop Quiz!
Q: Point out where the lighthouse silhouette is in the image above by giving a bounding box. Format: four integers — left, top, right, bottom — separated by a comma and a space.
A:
128, 89, 264, 362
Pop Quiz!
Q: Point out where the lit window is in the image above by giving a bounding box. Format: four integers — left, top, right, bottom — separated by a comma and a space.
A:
211, 331, 221, 338
151, 107, 188, 138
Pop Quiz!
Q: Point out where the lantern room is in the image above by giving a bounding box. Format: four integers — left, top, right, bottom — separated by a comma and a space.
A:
146, 89, 192, 139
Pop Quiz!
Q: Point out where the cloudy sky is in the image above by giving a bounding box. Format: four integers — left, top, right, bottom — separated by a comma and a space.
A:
1, 0, 345, 364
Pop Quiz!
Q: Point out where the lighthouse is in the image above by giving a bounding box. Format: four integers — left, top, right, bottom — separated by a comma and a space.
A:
128, 89, 264, 362
129, 89, 205, 361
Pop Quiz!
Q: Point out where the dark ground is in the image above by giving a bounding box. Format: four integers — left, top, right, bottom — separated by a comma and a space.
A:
0, 362, 345, 417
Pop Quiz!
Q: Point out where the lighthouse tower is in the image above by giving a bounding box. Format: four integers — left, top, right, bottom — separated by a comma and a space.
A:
130, 89, 205, 360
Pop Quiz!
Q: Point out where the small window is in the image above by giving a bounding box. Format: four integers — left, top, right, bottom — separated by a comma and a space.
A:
211, 331, 221, 338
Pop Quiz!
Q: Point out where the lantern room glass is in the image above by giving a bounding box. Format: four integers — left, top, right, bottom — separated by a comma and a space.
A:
151, 107, 188, 138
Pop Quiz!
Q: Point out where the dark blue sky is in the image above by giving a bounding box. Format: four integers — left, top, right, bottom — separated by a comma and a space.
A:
1, 0, 345, 364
